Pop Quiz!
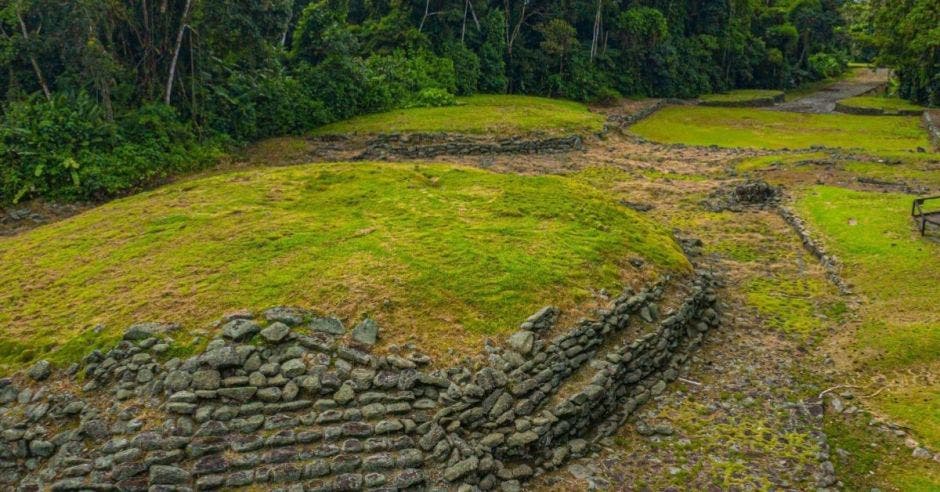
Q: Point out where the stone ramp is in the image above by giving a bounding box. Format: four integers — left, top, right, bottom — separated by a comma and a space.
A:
773, 68, 890, 114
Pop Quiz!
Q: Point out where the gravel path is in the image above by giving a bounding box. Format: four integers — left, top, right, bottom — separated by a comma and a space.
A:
774, 68, 890, 114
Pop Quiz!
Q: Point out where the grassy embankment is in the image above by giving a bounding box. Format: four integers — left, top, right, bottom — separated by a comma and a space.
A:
0, 162, 687, 374
735, 152, 940, 191
838, 95, 926, 113
631, 106, 930, 152
312, 95, 606, 136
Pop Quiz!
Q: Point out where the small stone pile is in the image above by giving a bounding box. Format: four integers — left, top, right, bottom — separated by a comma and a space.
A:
702, 180, 782, 212
0, 272, 720, 491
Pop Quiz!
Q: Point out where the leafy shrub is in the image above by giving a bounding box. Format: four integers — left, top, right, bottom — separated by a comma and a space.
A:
478, 9, 508, 93
298, 56, 374, 121
808, 52, 847, 79
441, 42, 480, 96
364, 50, 457, 105
204, 70, 330, 141
0, 93, 113, 202
408, 88, 457, 108
0, 94, 219, 203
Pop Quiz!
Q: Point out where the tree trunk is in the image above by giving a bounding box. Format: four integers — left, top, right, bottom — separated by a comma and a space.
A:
461, 0, 468, 43
16, 12, 51, 101
280, 3, 292, 47
165, 0, 193, 105
590, 0, 602, 61
507, 2, 526, 56
419, 0, 430, 32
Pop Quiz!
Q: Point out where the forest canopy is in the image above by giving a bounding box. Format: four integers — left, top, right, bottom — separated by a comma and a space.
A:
0, 0, 933, 203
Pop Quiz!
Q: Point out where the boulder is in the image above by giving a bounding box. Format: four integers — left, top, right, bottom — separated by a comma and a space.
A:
260, 322, 291, 343
263, 307, 306, 326
27, 360, 51, 381
123, 322, 179, 341
149, 465, 190, 485
507, 331, 534, 355
351, 318, 379, 346
221, 319, 260, 341
310, 316, 345, 335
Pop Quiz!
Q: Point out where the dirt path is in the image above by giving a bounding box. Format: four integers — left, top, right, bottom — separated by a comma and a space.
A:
774, 68, 891, 113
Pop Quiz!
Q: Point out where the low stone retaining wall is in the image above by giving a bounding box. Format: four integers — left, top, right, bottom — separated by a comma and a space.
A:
835, 102, 923, 116
700, 92, 784, 108
925, 110, 940, 149
777, 205, 852, 295
0, 272, 719, 491
355, 133, 584, 160
605, 100, 669, 130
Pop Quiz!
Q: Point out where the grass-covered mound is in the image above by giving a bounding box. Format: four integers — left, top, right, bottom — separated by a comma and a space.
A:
736, 152, 940, 189
798, 187, 940, 450
631, 106, 930, 152
700, 89, 784, 107
311, 95, 605, 136
837, 96, 925, 115
0, 162, 688, 373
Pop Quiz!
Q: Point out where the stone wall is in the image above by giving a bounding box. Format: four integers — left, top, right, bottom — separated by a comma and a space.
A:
777, 206, 851, 295
835, 102, 923, 117
604, 100, 669, 130
429, 273, 719, 489
355, 133, 584, 160
925, 110, 940, 149
699, 92, 785, 108
0, 273, 719, 491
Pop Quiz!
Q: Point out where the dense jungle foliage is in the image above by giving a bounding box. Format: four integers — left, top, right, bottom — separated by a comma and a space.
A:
0, 0, 931, 203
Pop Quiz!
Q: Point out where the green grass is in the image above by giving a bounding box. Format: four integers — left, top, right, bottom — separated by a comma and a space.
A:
700, 89, 783, 103
826, 417, 940, 491
737, 152, 940, 189
311, 95, 605, 136
843, 161, 940, 188
797, 186, 940, 448
743, 275, 837, 337
631, 106, 930, 152
0, 162, 688, 373
839, 96, 925, 113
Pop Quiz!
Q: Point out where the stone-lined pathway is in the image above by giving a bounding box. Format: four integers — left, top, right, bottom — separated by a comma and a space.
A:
773, 68, 890, 114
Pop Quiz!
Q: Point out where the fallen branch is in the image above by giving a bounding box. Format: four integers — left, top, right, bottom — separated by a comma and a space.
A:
818, 384, 863, 399
864, 387, 887, 399
678, 377, 702, 386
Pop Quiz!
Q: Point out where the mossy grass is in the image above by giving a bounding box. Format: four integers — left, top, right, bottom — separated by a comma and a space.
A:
310, 95, 605, 136
0, 162, 688, 374
842, 161, 940, 188
838, 95, 925, 113
797, 186, 940, 448
631, 106, 930, 152
743, 275, 841, 337
826, 418, 940, 491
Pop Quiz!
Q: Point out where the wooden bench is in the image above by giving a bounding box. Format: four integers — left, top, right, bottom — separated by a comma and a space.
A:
912, 196, 940, 236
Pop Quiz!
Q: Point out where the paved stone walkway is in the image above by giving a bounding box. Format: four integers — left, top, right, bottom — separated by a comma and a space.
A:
774, 68, 890, 114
